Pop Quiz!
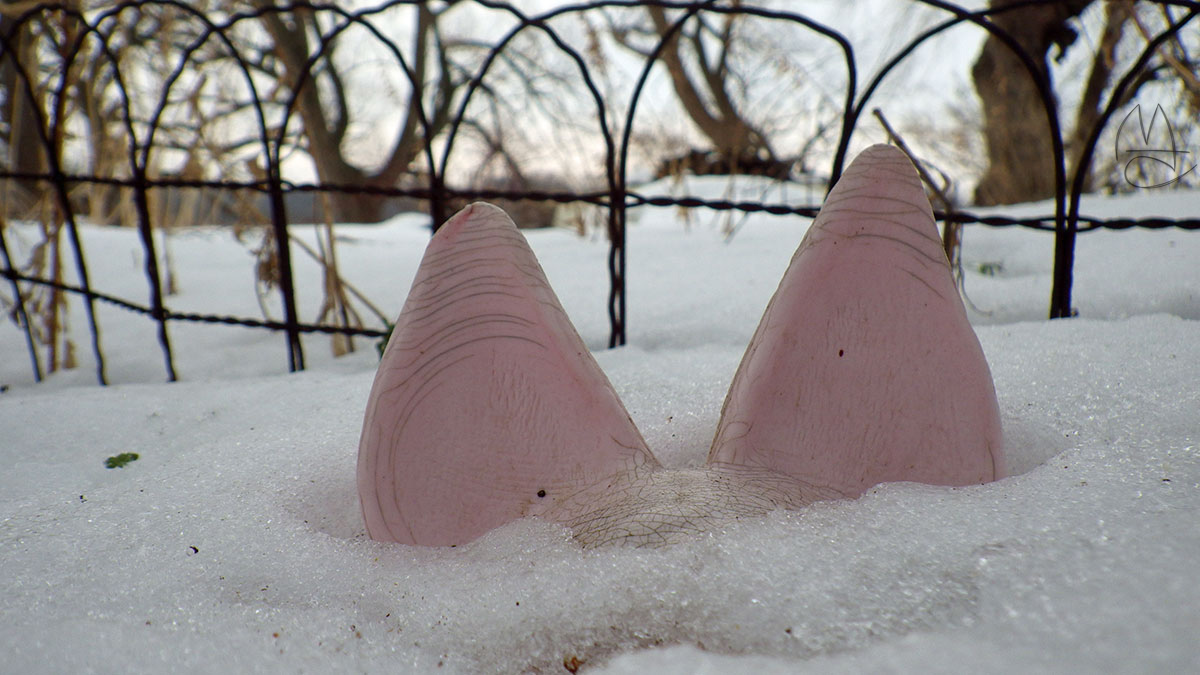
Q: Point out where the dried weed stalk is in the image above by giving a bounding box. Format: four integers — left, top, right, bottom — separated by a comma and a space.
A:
0, 198, 77, 376
249, 193, 389, 357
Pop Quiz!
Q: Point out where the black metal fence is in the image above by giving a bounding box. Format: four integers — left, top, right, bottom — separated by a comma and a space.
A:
2, 0, 1198, 385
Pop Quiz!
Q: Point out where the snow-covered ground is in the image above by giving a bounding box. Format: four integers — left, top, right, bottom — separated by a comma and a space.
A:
2, 179, 1198, 673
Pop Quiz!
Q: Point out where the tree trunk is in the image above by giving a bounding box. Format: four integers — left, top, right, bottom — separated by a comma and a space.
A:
1, 14, 49, 217
257, 3, 442, 223
972, 0, 1093, 206
1067, 0, 1133, 193
643, 6, 779, 173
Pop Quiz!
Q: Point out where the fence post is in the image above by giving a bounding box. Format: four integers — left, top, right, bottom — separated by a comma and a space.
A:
0, 224, 42, 381
267, 180, 305, 372
1049, 222, 1077, 318
131, 167, 178, 381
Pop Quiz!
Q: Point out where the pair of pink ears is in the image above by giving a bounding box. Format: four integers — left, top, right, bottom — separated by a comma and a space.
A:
358, 144, 1004, 548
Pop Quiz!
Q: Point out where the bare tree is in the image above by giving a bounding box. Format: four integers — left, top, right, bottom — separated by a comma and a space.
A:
0, 1, 100, 375
972, 0, 1199, 205
971, 0, 1094, 206
0, 2, 50, 217
1064, 0, 1134, 193
606, 4, 796, 179
1094, 2, 1200, 192
253, 1, 461, 223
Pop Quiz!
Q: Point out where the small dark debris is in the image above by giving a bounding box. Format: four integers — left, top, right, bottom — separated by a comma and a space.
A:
977, 261, 1004, 277
537, 489, 546, 498
79, 495, 86, 502
563, 655, 584, 673
105, 452, 140, 469
0, 384, 9, 393
187, 545, 199, 555
1162, 478, 1171, 483
838, 349, 844, 357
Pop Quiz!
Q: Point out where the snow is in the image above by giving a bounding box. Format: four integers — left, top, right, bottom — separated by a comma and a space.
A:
2, 182, 1199, 673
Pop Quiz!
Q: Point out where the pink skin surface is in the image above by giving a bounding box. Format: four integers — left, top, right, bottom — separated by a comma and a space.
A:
358, 144, 1004, 548
710, 144, 1004, 496
358, 203, 657, 546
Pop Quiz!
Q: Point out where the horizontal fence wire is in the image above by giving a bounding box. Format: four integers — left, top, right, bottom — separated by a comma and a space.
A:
1, 0, 1198, 385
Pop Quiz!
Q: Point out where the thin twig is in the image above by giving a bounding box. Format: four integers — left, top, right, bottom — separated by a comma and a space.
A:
873, 108, 992, 316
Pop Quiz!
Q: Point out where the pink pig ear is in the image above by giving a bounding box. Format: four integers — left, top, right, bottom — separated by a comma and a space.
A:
358, 203, 657, 546
708, 144, 1003, 497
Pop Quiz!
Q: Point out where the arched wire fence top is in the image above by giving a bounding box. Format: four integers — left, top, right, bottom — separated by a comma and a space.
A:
139, 1, 277, 175
857, 0, 1066, 203
1, 2, 142, 384
37, 3, 158, 176
610, 1, 858, 189
1, 0, 1198, 386
265, 2, 437, 181
1069, 5, 1200, 217
435, 0, 623, 234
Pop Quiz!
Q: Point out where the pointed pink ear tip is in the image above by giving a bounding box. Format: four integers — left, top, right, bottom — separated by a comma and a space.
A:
435, 201, 507, 239
358, 202, 653, 546
710, 143, 1004, 496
